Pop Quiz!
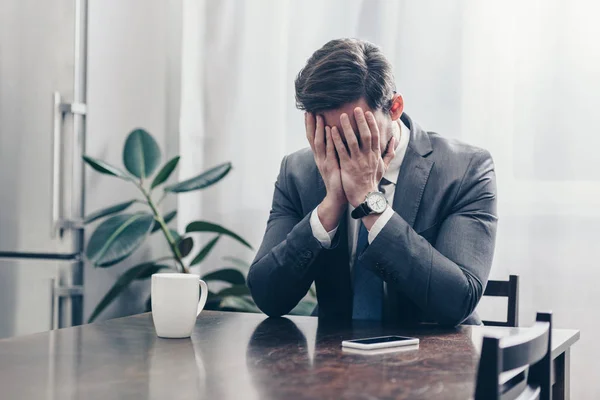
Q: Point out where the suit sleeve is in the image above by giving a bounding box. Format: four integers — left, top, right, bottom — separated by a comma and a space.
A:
361, 149, 498, 326
247, 156, 326, 317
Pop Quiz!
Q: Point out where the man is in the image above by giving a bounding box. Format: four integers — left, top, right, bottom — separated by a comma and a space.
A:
247, 38, 497, 326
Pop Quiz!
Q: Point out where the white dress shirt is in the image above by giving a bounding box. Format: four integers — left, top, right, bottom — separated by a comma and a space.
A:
310, 120, 411, 270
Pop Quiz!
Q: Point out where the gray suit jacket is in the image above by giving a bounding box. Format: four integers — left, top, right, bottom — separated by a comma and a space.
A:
248, 114, 498, 326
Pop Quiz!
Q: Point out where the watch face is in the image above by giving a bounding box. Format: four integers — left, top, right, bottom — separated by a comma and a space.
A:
366, 192, 387, 213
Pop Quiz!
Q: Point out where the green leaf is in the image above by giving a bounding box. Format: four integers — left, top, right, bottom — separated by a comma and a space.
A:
84, 200, 136, 224
204, 291, 222, 311
178, 237, 194, 257
190, 235, 220, 266
289, 300, 317, 316
85, 213, 154, 267
201, 268, 245, 285
164, 162, 231, 193
218, 296, 259, 313
222, 256, 251, 271
135, 264, 172, 279
217, 284, 251, 297
83, 155, 132, 180
164, 210, 177, 224
123, 128, 161, 179
88, 262, 166, 323
151, 156, 180, 189
186, 221, 252, 249
151, 210, 177, 233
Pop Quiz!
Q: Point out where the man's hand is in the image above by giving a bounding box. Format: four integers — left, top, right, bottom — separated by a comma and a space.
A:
331, 108, 396, 208
306, 113, 347, 231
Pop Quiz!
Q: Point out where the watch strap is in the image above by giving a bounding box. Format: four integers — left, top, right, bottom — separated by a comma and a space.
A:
351, 203, 371, 219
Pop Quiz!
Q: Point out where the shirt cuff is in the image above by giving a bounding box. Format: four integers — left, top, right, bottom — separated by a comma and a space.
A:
310, 208, 338, 249
368, 206, 394, 244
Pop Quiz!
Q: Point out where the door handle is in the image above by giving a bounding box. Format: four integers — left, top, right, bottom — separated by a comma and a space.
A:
50, 277, 84, 331
51, 92, 87, 237
51, 93, 63, 238
50, 278, 57, 330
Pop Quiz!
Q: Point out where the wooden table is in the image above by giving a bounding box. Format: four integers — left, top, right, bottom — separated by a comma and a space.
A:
0, 311, 579, 400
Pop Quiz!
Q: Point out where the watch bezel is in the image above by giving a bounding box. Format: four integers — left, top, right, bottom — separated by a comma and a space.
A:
365, 191, 387, 214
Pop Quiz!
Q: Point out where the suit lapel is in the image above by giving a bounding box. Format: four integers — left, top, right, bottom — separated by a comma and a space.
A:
392, 147, 434, 227
392, 114, 434, 228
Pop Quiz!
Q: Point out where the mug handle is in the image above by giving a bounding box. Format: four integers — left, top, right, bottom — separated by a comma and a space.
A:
197, 279, 209, 316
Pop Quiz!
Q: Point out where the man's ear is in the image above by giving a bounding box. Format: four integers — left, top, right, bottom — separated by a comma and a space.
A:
389, 94, 404, 121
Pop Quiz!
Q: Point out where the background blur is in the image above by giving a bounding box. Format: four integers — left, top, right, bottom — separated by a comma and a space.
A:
2, 0, 599, 398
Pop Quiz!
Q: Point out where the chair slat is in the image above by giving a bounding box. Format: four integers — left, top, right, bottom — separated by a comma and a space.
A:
484, 280, 510, 296
501, 322, 549, 371
481, 275, 520, 327
482, 320, 511, 327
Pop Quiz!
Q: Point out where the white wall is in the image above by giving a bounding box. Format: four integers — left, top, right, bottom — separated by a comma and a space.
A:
84, 0, 181, 321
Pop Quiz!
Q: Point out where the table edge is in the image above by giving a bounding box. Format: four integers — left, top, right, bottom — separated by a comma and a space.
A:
551, 329, 580, 359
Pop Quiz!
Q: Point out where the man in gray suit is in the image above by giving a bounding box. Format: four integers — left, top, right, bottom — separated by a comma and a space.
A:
247, 38, 497, 326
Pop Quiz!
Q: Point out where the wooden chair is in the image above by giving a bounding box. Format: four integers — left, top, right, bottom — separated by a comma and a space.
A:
475, 312, 552, 400
483, 275, 520, 327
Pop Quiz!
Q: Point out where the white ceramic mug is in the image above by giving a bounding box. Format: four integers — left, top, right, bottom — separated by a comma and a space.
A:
151, 273, 208, 338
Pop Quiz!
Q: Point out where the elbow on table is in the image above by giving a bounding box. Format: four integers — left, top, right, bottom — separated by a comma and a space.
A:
435, 283, 482, 327
249, 288, 288, 318
436, 309, 472, 327
250, 295, 291, 318
246, 267, 290, 318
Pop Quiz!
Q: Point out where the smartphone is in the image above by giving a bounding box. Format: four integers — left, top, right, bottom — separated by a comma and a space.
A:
342, 335, 419, 350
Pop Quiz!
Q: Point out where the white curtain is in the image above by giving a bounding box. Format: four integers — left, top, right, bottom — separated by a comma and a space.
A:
179, 1, 600, 397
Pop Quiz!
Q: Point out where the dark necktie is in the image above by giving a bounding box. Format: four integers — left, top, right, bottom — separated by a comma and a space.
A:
351, 178, 392, 320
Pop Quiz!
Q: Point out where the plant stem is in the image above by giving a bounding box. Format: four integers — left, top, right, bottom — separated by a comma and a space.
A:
136, 183, 188, 273
157, 192, 167, 206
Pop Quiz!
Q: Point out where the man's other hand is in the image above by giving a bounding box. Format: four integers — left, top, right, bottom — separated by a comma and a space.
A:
306, 113, 347, 231
331, 108, 395, 208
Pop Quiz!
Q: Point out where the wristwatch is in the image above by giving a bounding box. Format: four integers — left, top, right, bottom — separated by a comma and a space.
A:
351, 191, 388, 219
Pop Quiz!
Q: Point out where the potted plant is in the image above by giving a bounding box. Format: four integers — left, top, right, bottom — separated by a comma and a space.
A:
82, 128, 263, 322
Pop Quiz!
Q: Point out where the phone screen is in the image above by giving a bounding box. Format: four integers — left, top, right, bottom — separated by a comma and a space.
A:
348, 336, 415, 345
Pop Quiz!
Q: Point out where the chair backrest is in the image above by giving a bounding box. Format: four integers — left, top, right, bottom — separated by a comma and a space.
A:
475, 312, 553, 400
482, 275, 520, 327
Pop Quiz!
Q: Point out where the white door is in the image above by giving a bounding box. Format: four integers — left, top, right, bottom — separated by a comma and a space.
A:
0, 0, 84, 255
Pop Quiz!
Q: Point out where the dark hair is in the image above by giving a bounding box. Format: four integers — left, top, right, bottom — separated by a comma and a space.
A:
295, 38, 396, 114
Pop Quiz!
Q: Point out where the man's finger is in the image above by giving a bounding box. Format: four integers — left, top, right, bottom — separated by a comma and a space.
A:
331, 126, 349, 162
340, 113, 359, 156
354, 107, 371, 151
366, 111, 381, 153
314, 115, 325, 159
305, 112, 316, 152
325, 126, 337, 164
